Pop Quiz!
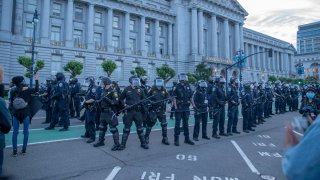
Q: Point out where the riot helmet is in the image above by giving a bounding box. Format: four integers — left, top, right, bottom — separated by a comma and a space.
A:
55, 72, 65, 81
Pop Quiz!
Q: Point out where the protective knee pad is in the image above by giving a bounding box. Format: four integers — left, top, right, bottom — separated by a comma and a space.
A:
137, 127, 144, 135
110, 127, 118, 134
123, 128, 130, 134
99, 124, 107, 131
161, 122, 167, 128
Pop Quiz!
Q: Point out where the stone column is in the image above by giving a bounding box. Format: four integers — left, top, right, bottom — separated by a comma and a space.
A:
198, 10, 203, 55
40, 0, 50, 44
211, 15, 218, 57
251, 44, 255, 69
106, 8, 113, 52
140, 16, 145, 56
0, 0, 13, 39
168, 22, 173, 55
65, 0, 74, 47
14, 0, 24, 37
124, 12, 130, 53
191, 7, 198, 55
87, 3, 94, 49
239, 24, 244, 51
224, 18, 230, 59
235, 22, 240, 52
154, 19, 160, 57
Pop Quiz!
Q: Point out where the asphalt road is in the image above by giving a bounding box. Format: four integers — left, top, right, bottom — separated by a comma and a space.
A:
3, 110, 298, 180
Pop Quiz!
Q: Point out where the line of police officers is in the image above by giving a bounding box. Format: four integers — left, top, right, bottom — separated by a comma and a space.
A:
39, 72, 301, 151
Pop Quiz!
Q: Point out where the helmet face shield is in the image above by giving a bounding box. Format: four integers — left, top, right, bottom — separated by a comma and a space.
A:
155, 79, 164, 87
131, 78, 141, 87
198, 81, 207, 88
178, 74, 188, 81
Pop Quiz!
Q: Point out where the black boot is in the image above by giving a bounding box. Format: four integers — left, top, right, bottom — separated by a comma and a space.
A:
93, 130, 105, 147
161, 126, 170, 145
184, 137, 195, 145
119, 133, 129, 151
162, 137, 170, 145
93, 140, 105, 147
144, 127, 152, 144
174, 136, 179, 146
111, 132, 120, 151
138, 133, 149, 149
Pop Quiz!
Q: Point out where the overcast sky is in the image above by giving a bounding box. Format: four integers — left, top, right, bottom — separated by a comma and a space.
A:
237, 0, 320, 47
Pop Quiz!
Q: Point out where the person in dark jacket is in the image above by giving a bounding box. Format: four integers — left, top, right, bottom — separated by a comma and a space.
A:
10, 75, 39, 156
0, 66, 12, 176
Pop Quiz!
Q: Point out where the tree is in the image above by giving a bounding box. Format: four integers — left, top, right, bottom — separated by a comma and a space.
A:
305, 76, 318, 84
131, 66, 147, 77
101, 60, 117, 77
156, 64, 176, 83
194, 62, 211, 81
63, 60, 83, 78
17, 56, 45, 78
268, 75, 277, 83
187, 73, 197, 84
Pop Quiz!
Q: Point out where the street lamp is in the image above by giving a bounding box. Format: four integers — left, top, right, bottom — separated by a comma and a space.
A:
29, 9, 39, 87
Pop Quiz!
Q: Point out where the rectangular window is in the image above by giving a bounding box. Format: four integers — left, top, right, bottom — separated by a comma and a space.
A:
129, 38, 136, 51
52, 3, 62, 17
73, 29, 83, 46
94, 33, 102, 48
145, 23, 150, 34
129, 19, 135, 31
113, 16, 120, 28
96, 59, 104, 78
112, 36, 120, 48
145, 41, 151, 53
159, 25, 163, 36
50, 26, 61, 41
160, 43, 164, 55
51, 55, 62, 75
27, 0, 37, 12
75, 7, 84, 21
25, 21, 33, 38
94, 11, 102, 25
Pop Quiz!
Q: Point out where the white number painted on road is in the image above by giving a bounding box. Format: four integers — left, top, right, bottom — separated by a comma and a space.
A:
176, 154, 197, 161
194, 176, 239, 180
258, 151, 282, 158
252, 142, 277, 148
141, 171, 175, 180
257, 135, 271, 139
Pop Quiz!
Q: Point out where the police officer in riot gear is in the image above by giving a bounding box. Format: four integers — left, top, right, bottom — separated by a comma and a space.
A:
192, 80, 210, 141
227, 77, 240, 136
81, 76, 98, 143
95, 76, 104, 131
207, 77, 215, 120
169, 81, 178, 119
119, 76, 149, 150
265, 82, 274, 117
93, 77, 121, 151
274, 80, 283, 114
145, 78, 170, 145
45, 72, 70, 131
212, 76, 227, 138
41, 76, 53, 124
241, 82, 254, 133
69, 78, 81, 118
173, 73, 194, 146
140, 76, 150, 128
112, 81, 121, 95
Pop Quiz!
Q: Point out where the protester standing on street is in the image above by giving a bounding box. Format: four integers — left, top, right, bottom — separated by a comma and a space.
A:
10, 74, 39, 156
0, 66, 12, 175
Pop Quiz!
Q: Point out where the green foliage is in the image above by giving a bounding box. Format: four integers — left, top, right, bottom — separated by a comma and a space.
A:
194, 63, 211, 81
156, 64, 176, 83
63, 60, 83, 78
101, 60, 117, 77
293, 78, 304, 85
268, 75, 277, 83
17, 56, 45, 78
305, 76, 318, 84
131, 66, 147, 77
187, 73, 197, 84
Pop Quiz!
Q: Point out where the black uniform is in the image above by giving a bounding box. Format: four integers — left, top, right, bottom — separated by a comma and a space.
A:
83, 85, 97, 142
141, 84, 151, 128
227, 85, 240, 134
207, 81, 215, 119
42, 82, 52, 124
145, 87, 170, 145
173, 83, 194, 145
69, 81, 81, 118
241, 86, 255, 133
274, 85, 283, 114
119, 86, 148, 150
94, 87, 120, 151
192, 88, 209, 140
212, 84, 227, 136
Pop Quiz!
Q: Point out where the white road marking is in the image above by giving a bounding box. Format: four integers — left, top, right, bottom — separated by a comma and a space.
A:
231, 140, 260, 175
292, 130, 303, 137
105, 166, 122, 180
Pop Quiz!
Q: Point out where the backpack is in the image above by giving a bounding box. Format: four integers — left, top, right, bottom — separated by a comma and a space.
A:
12, 89, 28, 110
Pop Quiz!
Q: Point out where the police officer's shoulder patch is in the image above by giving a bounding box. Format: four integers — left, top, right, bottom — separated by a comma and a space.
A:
59, 83, 63, 87
138, 89, 141, 93
92, 88, 96, 93
113, 92, 118, 98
